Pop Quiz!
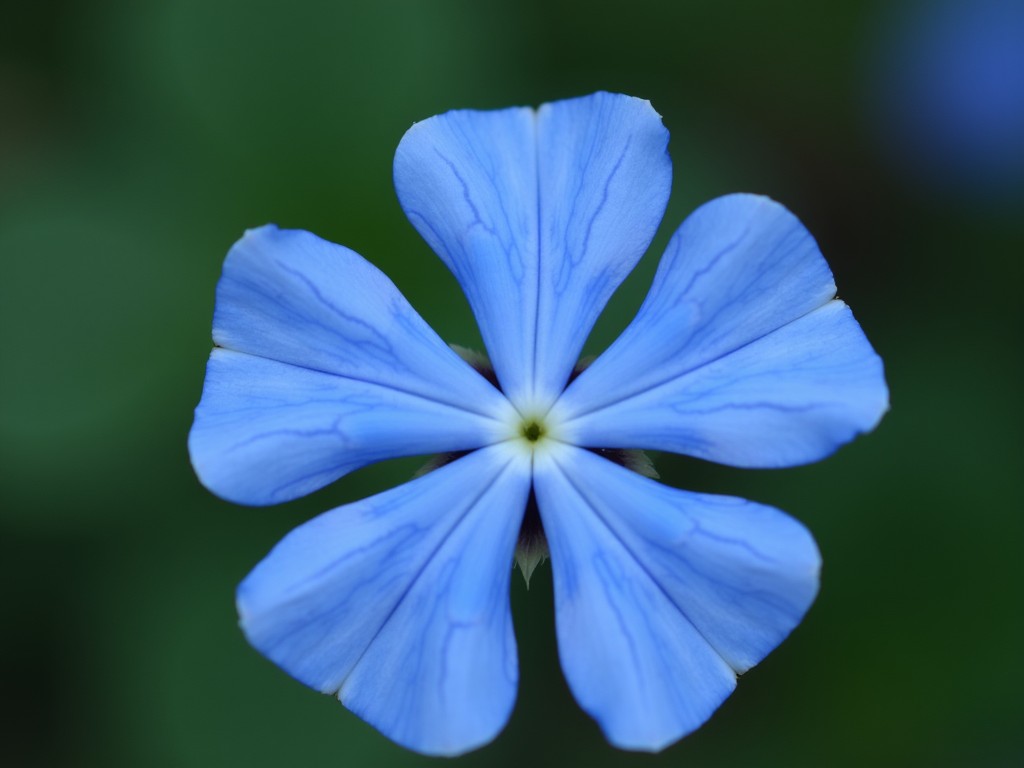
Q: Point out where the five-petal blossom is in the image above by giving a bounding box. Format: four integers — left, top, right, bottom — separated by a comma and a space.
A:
189, 92, 888, 756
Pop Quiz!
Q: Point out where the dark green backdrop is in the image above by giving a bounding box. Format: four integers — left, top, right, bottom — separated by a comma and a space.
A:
2, 1, 1021, 766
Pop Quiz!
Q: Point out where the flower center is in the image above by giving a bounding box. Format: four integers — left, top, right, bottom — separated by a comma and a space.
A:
520, 419, 545, 443
505, 411, 560, 458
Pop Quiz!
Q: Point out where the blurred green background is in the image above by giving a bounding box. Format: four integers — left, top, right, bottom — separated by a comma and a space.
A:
2, 1, 1021, 766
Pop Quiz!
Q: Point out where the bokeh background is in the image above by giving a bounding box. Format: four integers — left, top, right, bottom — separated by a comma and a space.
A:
2, 1, 1021, 766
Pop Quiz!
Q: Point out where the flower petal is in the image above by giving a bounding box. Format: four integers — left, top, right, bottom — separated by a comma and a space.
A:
237, 444, 531, 756
189, 349, 508, 505
211, 225, 510, 415
559, 300, 887, 467
533, 444, 820, 751
553, 194, 888, 466
191, 225, 516, 503
394, 92, 671, 411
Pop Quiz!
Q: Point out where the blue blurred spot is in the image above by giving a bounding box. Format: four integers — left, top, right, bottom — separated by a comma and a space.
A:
871, 0, 1024, 195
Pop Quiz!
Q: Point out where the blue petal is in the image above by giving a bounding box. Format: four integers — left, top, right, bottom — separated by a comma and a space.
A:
533, 444, 820, 751
191, 225, 516, 503
211, 225, 510, 414
559, 301, 887, 467
553, 194, 888, 467
394, 92, 670, 411
237, 444, 531, 756
189, 349, 509, 505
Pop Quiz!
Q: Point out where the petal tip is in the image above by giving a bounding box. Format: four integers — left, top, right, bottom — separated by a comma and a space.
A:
240, 222, 279, 239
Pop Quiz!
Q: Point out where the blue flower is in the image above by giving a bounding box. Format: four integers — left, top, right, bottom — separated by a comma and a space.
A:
189, 92, 888, 756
